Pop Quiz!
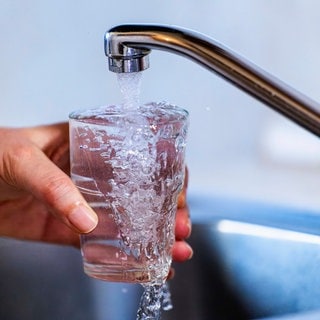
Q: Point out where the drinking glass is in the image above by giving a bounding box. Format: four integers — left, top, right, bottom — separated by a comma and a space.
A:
69, 102, 189, 283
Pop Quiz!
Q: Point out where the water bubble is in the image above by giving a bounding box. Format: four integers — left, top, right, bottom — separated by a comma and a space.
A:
175, 135, 186, 151
79, 132, 87, 137
160, 124, 173, 139
100, 148, 113, 158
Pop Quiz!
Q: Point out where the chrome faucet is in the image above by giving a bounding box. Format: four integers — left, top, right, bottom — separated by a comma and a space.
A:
105, 24, 320, 137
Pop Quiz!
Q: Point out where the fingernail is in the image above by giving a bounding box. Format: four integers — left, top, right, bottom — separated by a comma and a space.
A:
69, 204, 98, 233
188, 247, 193, 260
179, 220, 192, 239
167, 268, 175, 280
185, 220, 192, 238
186, 243, 194, 260
177, 191, 186, 208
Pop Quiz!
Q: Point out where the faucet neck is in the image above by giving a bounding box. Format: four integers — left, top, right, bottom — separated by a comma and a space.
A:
105, 24, 320, 137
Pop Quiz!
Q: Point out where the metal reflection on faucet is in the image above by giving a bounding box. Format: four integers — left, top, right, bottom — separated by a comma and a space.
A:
105, 24, 320, 137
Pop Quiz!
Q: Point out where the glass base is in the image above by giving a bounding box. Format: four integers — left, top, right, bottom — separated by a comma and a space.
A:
83, 262, 167, 283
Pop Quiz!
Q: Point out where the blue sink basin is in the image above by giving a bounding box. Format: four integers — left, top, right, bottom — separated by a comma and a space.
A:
175, 195, 320, 320
1, 194, 320, 320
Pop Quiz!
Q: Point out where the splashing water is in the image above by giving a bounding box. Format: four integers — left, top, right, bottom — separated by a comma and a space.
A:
161, 282, 173, 311
137, 282, 173, 320
116, 72, 174, 319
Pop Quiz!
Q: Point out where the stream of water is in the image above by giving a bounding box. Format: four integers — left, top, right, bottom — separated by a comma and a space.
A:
116, 72, 173, 320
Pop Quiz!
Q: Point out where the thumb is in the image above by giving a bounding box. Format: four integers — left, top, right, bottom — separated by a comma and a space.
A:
4, 143, 98, 233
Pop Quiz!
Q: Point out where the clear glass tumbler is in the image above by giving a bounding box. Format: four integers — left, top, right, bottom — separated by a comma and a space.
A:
69, 102, 189, 283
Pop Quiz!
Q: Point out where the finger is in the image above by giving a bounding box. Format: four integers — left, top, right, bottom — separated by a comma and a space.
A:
3, 143, 98, 233
175, 206, 191, 240
172, 240, 193, 262
21, 123, 70, 174
21, 123, 69, 152
167, 268, 175, 280
177, 166, 189, 209
177, 188, 187, 209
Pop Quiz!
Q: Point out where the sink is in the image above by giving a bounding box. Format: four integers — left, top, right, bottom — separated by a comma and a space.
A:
1, 194, 320, 320
171, 195, 320, 320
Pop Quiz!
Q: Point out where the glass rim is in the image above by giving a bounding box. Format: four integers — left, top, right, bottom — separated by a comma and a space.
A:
69, 102, 189, 122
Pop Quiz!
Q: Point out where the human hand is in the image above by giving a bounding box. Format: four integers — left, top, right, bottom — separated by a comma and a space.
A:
0, 124, 193, 262
0, 123, 97, 246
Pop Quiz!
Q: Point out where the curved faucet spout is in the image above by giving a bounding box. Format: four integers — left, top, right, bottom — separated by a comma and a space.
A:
105, 24, 320, 137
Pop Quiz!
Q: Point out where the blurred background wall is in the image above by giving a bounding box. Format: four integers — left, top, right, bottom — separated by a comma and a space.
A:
1, 0, 320, 210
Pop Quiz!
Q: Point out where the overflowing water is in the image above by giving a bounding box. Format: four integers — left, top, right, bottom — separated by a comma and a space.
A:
136, 283, 173, 319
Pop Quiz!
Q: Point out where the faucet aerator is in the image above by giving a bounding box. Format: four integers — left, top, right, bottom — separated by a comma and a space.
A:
108, 55, 149, 73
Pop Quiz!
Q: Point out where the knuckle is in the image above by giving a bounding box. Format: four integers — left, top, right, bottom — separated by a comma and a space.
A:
41, 175, 74, 205
1, 144, 33, 186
